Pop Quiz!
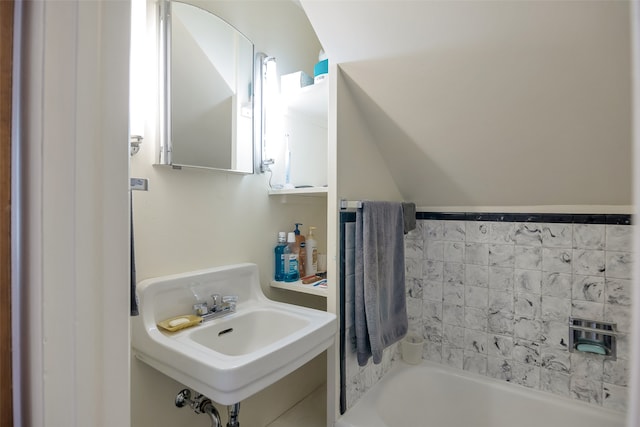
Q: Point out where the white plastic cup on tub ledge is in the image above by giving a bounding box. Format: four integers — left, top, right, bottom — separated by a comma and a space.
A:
401, 333, 424, 365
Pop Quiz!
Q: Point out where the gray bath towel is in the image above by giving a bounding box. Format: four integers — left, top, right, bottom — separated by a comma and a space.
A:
355, 201, 408, 366
402, 202, 416, 234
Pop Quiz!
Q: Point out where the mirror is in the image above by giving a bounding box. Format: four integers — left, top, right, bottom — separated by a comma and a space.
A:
158, 0, 255, 173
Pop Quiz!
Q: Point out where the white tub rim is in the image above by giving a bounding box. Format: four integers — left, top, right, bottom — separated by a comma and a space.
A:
337, 359, 626, 427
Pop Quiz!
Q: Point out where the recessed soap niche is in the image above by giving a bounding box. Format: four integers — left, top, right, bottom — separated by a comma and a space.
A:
568, 318, 617, 360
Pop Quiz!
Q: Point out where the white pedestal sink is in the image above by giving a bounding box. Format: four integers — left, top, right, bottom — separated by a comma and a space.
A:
131, 263, 337, 405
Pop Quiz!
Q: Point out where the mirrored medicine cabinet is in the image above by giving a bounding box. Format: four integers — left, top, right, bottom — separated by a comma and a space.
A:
158, 0, 257, 173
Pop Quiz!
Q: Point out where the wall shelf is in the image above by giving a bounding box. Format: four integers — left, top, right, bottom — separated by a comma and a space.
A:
270, 280, 328, 297
268, 186, 328, 197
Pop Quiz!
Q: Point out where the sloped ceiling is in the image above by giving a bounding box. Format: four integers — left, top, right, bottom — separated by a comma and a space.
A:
301, 0, 632, 209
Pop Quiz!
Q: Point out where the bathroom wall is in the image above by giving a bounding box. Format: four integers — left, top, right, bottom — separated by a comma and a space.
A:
304, 1, 632, 210
133, 0, 326, 286
131, 2, 330, 426
404, 217, 632, 412
335, 67, 403, 204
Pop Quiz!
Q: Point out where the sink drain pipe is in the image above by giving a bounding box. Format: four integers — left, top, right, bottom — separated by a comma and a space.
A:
201, 399, 222, 427
175, 389, 241, 427
175, 389, 222, 427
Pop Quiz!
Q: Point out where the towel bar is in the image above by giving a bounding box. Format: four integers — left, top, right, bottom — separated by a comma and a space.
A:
339, 199, 363, 210
130, 177, 148, 191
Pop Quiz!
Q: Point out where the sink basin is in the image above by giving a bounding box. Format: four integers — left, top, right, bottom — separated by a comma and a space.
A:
189, 309, 310, 356
131, 263, 336, 405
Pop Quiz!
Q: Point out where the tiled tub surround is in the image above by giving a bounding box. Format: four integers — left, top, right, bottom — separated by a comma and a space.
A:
405, 218, 632, 412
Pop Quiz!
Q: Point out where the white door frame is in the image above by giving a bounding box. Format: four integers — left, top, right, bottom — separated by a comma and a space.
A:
13, 1, 131, 425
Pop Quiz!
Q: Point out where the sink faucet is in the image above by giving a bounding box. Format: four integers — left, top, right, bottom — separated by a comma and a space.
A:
193, 294, 238, 322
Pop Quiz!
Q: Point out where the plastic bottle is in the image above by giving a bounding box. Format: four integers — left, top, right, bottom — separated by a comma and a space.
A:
274, 232, 288, 281
305, 226, 318, 276
294, 223, 306, 277
285, 232, 300, 282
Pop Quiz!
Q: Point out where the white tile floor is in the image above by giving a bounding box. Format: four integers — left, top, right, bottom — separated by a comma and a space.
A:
266, 384, 326, 427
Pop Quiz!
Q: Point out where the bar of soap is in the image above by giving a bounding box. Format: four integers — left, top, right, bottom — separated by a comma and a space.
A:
576, 343, 607, 355
168, 317, 190, 328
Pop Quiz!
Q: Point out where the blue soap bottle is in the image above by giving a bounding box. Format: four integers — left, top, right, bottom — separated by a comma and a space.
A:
285, 232, 300, 282
274, 232, 288, 281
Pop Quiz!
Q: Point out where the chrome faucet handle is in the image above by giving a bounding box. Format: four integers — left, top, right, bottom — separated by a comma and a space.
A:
193, 302, 208, 316
222, 295, 238, 310
211, 294, 221, 307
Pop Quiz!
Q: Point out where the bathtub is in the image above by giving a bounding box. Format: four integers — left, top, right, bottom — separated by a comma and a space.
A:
336, 360, 625, 427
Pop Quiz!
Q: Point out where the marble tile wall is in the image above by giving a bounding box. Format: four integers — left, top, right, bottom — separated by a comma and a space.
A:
405, 219, 632, 412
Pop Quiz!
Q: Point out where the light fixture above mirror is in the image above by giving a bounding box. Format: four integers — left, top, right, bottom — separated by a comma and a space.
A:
257, 54, 279, 174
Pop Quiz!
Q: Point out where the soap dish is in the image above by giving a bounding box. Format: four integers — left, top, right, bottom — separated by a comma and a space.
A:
157, 314, 202, 332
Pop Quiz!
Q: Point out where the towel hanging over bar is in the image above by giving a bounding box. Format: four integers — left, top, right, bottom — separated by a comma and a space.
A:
354, 201, 408, 365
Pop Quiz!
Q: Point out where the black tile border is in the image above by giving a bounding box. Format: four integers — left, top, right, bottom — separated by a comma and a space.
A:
340, 211, 356, 223
344, 210, 631, 225
338, 213, 350, 415
415, 212, 632, 225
